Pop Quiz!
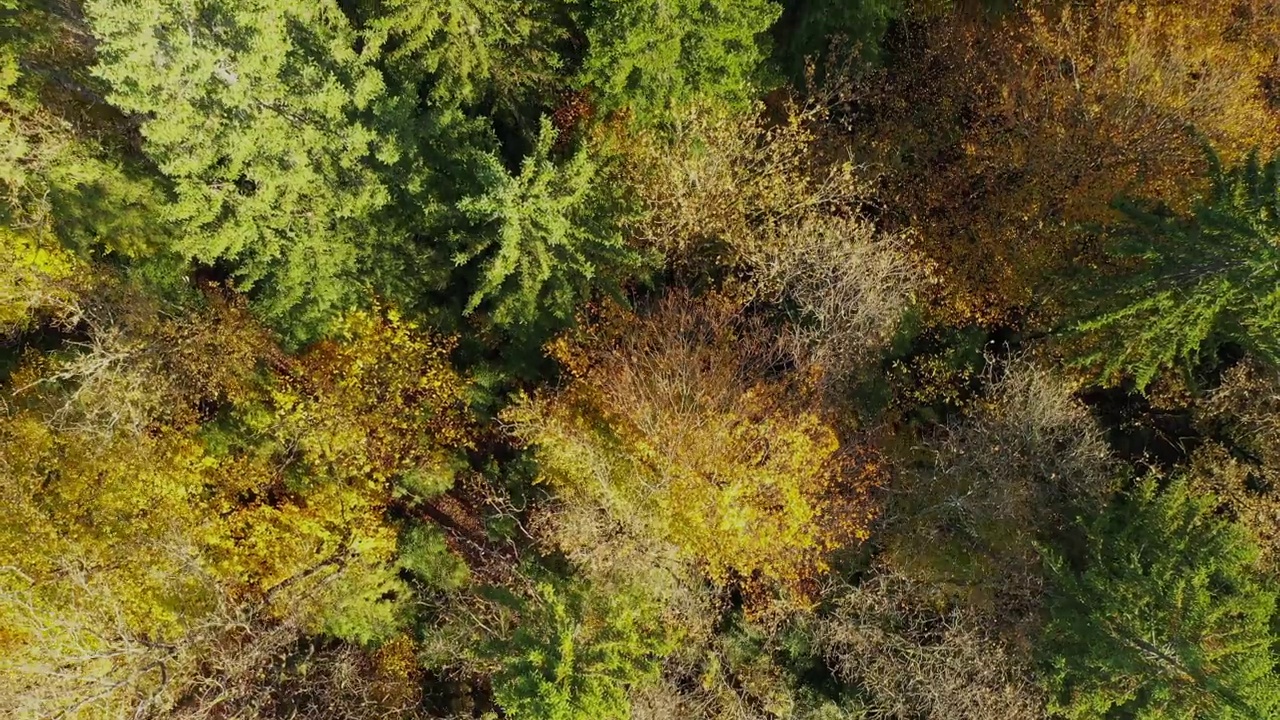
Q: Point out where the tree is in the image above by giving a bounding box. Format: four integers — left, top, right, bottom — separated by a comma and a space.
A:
0, 225, 80, 333
509, 293, 878, 592
480, 577, 673, 720
1, 4, 172, 258
774, 0, 903, 77
847, 0, 1280, 326
575, 0, 781, 125
1072, 150, 1280, 390
453, 117, 646, 332
883, 360, 1118, 615
1040, 477, 1280, 720
817, 569, 1045, 720
626, 98, 919, 386
1191, 360, 1280, 568
360, 0, 564, 109
0, 287, 475, 715
85, 0, 399, 342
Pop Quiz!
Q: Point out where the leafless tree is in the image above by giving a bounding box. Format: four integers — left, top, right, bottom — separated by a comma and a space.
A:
815, 571, 1045, 720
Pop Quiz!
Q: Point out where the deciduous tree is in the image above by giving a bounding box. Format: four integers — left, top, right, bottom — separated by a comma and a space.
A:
510, 293, 878, 593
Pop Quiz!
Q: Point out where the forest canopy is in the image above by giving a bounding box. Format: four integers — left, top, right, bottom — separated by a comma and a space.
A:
4, 1, 1280, 719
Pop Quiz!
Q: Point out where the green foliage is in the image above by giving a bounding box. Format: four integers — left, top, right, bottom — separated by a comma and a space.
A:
776, 0, 902, 75
314, 561, 410, 646
576, 0, 782, 125
453, 117, 646, 331
1073, 149, 1280, 390
398, 524, 469, 591
85, 0, 399, 342
0, 2, 171, 257
482, 578, 674, 720
1040, 477, 1280, 719
361, 0, 563, 108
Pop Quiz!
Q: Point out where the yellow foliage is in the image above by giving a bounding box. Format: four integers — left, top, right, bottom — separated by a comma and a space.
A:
0, 225, 80, 332
509, 295, 877, 593
281, 306, 473, 482
0, 298, 474, 715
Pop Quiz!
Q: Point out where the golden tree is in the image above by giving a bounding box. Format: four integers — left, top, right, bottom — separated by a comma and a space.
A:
511, 293, 879, 593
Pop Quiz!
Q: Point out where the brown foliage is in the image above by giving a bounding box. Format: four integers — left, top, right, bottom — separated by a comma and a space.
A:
1192, 359, 1280, 567
625, 97, 920, 384
851, 0, 1280, 325
882, 360, 1117, 617
815, 569, 1045, 720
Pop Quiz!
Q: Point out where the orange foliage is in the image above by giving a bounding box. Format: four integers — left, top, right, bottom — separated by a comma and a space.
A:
853, 0, 1280, 326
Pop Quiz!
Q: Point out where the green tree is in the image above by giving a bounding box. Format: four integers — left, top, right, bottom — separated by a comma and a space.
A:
453, 117, 645, 331
576, 0, 781, 125
2, 1, 172, 257
1040, 477, 1280, 720
360, 0, 563, 108
775, 0, 902, 77
1072, 150, 1280, 390
85, 0, 399, 342
481, 578, 673, 720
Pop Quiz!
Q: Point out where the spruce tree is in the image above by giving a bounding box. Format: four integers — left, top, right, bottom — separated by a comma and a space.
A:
85, 0, 399, 343
481, 578, 673, 720
452, 117, 646, 332
360, 0, 563, 109
1073, 150, 1280, 390
1040, 477, 1280, 720
576, 0, 781, 125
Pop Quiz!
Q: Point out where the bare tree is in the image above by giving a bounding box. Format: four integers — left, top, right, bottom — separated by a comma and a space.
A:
626, 97, 922, 389
815, 570, 1045, 720
881, 359, 1118, 624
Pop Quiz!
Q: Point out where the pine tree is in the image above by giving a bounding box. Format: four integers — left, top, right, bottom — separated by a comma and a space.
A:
85, 0, 399, 343
452, 117, 646, 332
575, 0, 781, 125
1073, 149, 1280, 390
1040, 477, 1280, 720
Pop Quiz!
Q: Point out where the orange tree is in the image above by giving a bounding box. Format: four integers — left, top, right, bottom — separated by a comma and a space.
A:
850, 0, 1280, 326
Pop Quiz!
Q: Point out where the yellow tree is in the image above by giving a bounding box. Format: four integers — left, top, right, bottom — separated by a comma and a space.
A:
510, 294, 878, 594
0, 293, 473, 716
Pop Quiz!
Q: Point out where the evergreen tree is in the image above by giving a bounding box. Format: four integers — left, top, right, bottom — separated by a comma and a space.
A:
1040, 477, 1280, 720
360, 0, 563, 109
1073, 149, 1280, 389
481, 578, 673, 720
576, 0, 781, 125
2, 1, 172, 257
453, 117, 646, 332
85, 0, 399, 343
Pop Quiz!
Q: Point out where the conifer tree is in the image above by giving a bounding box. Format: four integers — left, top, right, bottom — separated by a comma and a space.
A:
576, 0, 781, 125
481, 578, 673, 720
85, 0, 399, 342
1073, 150, 1280, 389
1040, 477, 1280, 719
361, 0, 562, 108
453, 117, 645, 331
